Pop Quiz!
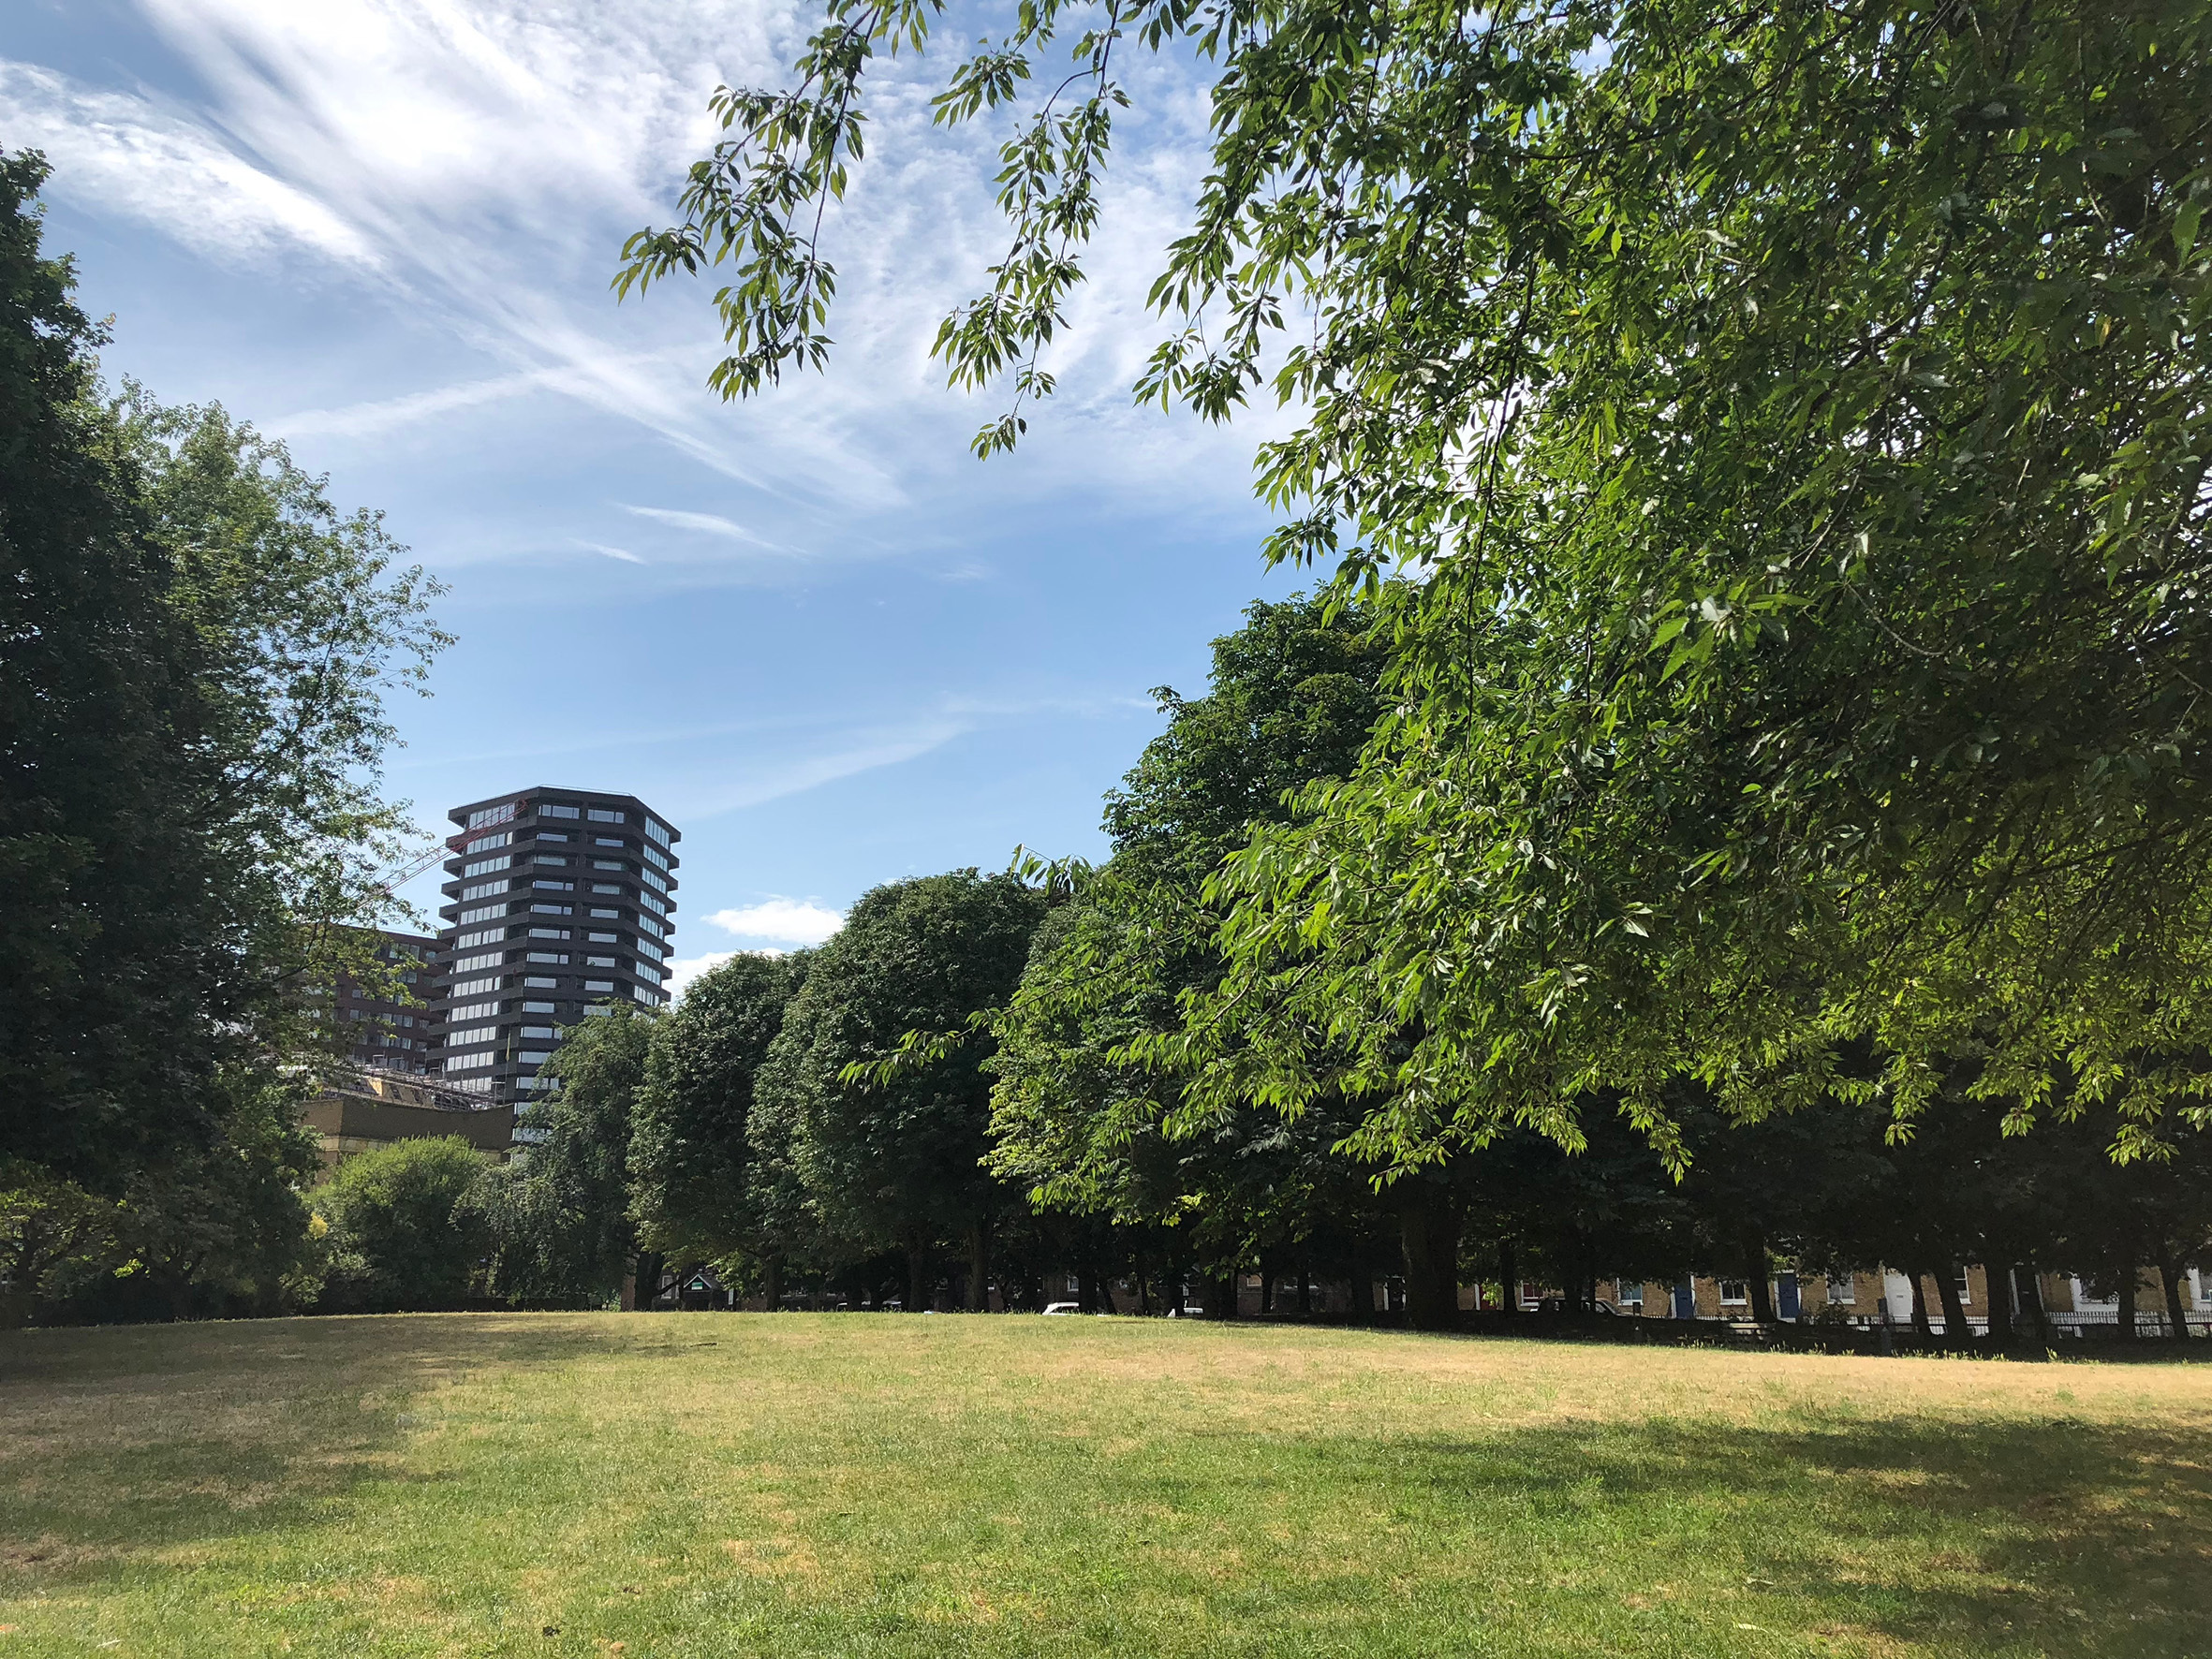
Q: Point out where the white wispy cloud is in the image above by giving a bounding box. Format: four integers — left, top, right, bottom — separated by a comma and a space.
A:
0, 60, 381, 267
620, 504, 792, 552
578, 542, 645, 565
2, 0, 1289, 562
705, 899, 845, 947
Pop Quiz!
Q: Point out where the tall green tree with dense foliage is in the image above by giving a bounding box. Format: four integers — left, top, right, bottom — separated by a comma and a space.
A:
312, 1137, 493, 1314
479, 1005, 659, 1306
2, 150, 447, 1202
630, 951, 811, 1288
760, 872, 1047, 1308
629, 3, 2212, 1173
987, 595, 1416, 1309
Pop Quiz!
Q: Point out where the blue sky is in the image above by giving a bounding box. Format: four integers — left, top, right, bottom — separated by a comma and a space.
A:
4, 0, 1302, 990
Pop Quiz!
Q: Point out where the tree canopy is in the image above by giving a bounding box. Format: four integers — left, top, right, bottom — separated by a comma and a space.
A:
630, 2, 2212, 1169
759, 871, 1047, 1307
2, 150, 448, 1195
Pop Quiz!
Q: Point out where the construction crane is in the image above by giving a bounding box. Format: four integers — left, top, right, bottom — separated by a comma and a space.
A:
372, 811, 519, 902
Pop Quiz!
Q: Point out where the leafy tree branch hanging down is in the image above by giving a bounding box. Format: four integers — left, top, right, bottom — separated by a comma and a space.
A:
629, 5, 2212, 1167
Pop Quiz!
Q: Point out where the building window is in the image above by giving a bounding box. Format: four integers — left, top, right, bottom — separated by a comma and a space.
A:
634, 961, 664, 983
587, 808, 625, 823
523, 977, 558, 990
448, 1001, 500, 1022
642, 844, 670, 872
589, 906, 620, 919
588, 932, 617, 944
583, 1006, 615, 1018
632, 986, 659, 1005
591, 883, 624, 895
467, 802, 517, 830
518, 1050, 554, 1065
1954, 1267, 1972, 1305
463, 854, 510, 878
1615, 1280, 1644, 1308
533, 879, 574, 892
445, 1054, 495, 1073
1826, 1277, 1856, 1305
584, 954, 616, 968
583, 979, 615, 992
526, 952, 569, 965
636, 938, 666, 962
455, 927, 504, 949
594, 836, 626, 848
592, 859, 625, 872
641, 867, 668, 895
643, 818, 671, 848
530, 903, 572, 917
461, 879, 509, 901
537, 831, 570, 844
528, 928, 570, 941
459, 903, 505, 924
540, 804, 581, 820
639, 892, 667, 917
453, 952, 502, 974
1719, 1281, 1749, 1306
638, 915, 663, 939
523, 1000, 556, 1013
520, 1025, 556, 1039
450, 976, 500, 998
532, 854, 568, 867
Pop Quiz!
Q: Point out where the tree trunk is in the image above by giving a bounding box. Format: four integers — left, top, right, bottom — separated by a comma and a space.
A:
2115, 1243, 2139, 1343
1908, 1268, 1934, 1339
633, 1251, 667, 1312
1079, 1265, 1103, 1314
1935, 1264, 1969, 1343
2018, 1266, 2051, 1343
1497, 1241, 1519, 1318
966, 1218, 989, 1312
1985, 1262, 2016, 1346
1297, 1265, 1312, 1315
906, 1231, 928, 1312
1746, 1236, 1775, 1323
763, 1255, 784, 1310
2158, 1255, 2191, 1340
1258, 1254, 1276, 1315
1400, 1189, 1461, 1332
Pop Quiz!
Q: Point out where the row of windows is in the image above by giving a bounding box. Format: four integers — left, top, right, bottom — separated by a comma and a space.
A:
641, 866, 669, 895
466, 802, 517, 830
642, 844, 670, 873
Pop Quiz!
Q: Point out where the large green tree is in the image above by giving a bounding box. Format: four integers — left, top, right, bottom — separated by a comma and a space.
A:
988, 595, 1409, 1310
759, 871, 1046, 1308
312, 1137, 493, 1314
479, 1006, 659, 1306
630, 3, 2212, 1172
629, 951, 811, 1289
2, 150, 447, 1195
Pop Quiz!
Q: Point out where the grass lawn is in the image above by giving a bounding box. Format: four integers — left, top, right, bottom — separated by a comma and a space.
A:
1, 1315, 2206, 1657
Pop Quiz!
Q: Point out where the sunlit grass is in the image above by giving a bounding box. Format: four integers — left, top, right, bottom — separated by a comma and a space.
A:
2, 1314, 2205, 1657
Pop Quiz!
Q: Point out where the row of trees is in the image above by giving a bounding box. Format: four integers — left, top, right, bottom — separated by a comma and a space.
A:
323, 598, 2205, 1341
613, 4, 2212, 1241
1, 151, 448, 1326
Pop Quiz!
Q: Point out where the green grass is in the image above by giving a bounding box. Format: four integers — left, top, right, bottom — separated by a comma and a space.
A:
1, 1315, 2206, 1657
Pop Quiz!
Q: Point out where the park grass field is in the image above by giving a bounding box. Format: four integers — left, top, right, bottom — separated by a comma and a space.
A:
0, 1316, 2205, 1658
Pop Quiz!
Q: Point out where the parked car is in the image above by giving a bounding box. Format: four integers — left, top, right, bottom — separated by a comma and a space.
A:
1041, 1301, 1081, 1315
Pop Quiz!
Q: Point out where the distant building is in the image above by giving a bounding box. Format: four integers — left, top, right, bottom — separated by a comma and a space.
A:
424, 786, 680, 1106
330, 928, 439, 1075
302, 1071, 515, 1169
